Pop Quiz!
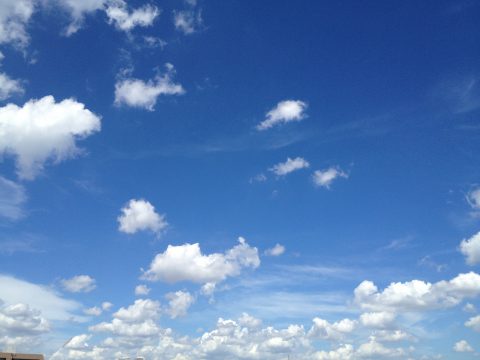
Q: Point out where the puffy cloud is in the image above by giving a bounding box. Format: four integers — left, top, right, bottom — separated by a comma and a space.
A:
463, 302, 477, 313
270, 157, 310, 176
90, 299, 161, 338
165, 290, 195, 319
238, 313, 262, 329
312, 167, 348, 189
0, 302, 50, 336
173, 10, 202, 35
0, 72, 24, 100
118, 199, 167, 235
0, 176, 26, 220
355, 339, 407, 358
373, 330, 413, 342
256, 100, 307, 131
453, 339, 474, 352
465, 315, 480, 332
314, 344, 354, 360
105, 0, 159, 32
135, 284, 151, 296
308, 317, 356, 340
359, 312, 396, 328
0, 274, 81, 321
84, 306, 102, 316
460, 231, 480, 265
114, 64, 184, 110
141, 237, 260, 286
264, 243, 285, 256
61, 275, 96, 293
0, 0, 35, 48
0, 96, 101, 180
354, 272, 480, 312
101, 302, 113, 311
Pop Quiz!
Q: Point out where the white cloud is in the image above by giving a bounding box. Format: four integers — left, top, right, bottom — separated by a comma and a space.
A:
0, 95, 101, 180
135, 284, 150, 296
118, 199, 167, 235
90, 299, 161, 338
53, 0, 107, 35
0, 274, 81, 321
314, 344, 354, 360
463, 302, 477, 313
354, 272, 480, 312
105, 0, 160, 32
308, 317, 356, 340
101, 302, 113, 311
256, 100, 307, 131
83, 306, 102, 316
467, 188, 480, 209
114, 64, 184, 110
0, 0, 36, 48
356, 339, 407, 358
373, 330, 413, 342
141, 237, 260, 285
312, 167, 348, 188
61, 275, 96, 293
238, 313, 262, 328
454, 339, 474, 352
270, 157, 310, 176
173, 9, 202, 35
0, 302, 50, 336
165, 290, 195, 318
465, 315, 480, 332
64, 334, 91, 350
265, 243, 285, 256
460, 231, 480, 265
0, 72, 24, 100
360, 312, 396, 328
0, 176, 26, 220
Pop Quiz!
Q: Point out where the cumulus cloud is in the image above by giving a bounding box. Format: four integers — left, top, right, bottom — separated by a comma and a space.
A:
354, 272, 480, 312
256, 100, 307, 131
61, 275, 96, 293
52, 0, 107, 35
0, 96, 101, 180
101, 302, 113, 311
64, 334, 91, 350
467, 187, 480, 209
118, 199, 167, 235
90, 299, 161, 338
0, 176, 26, 220
308, 317, 356, 340
465, 315, 480, 332
359, 312, 396, 328
0, 0, 35, 48
83, 306, 102, 316
105, 0, 159, 32
165, 290, 195, 318
141, 237, 260, 286
270, 157, 310, 176
312, 167, 348, 188
0, 274, 81, 321
0, 302, 50, 336
454, 339, 474, 352
460, 231, 480, 265
135, 284, 150, 296
264, 243, 285, 256
0, 72, 24, 100
114, 64, 184, 110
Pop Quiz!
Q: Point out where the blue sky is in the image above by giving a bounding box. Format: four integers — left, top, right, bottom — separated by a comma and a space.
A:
1, 0, 480, 359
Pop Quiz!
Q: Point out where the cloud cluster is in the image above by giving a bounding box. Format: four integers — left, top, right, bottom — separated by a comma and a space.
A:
105, 0, 159, 32
270, 157, 310, 176
141, 237, 260, 288
0, 96, 101, 180
114, 64, 185, 110
118, 198, 168, 235
256, 100, 307, 131
61, 275, 96, 293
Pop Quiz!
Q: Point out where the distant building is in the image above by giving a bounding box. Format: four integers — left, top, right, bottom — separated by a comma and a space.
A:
0, 353, 44, 360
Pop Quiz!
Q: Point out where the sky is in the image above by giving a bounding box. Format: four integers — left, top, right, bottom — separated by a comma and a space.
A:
0, 0, 480, 359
